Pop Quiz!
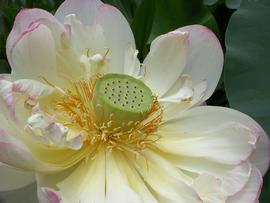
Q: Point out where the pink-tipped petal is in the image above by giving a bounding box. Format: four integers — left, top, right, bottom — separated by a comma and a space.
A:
13, 79, 54, 100
10, 24, 58, 83
177, 25, 223, 100
0, 128, 59, 172
0, 163, 35, 191
159, 106, 263, 165
40, 188, 62, 203
227, 166, 263, 203
0, 79, 54, 120
6, 8, 61, 65
0, 80, 15, 117
250, 130, 270, 176
55, 0, 103, 25
143, 31, 189, 96
0, 74, 11, 81
95, 3, 135, 73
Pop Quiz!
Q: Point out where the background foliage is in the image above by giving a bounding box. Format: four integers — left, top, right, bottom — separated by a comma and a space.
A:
0, 0, 269, 202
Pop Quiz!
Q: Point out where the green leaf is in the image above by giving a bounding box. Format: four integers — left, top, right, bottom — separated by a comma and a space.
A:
224, 0, 270, 138
0, 59, 10, 73
131, 0, 155, 60
102, 0, 140, 23
149, 0, 220, 42
225, 0, 242, 9
203, 0, 219, 5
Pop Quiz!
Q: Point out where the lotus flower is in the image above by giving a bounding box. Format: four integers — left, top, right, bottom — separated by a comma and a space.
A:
0, 0, 269, 202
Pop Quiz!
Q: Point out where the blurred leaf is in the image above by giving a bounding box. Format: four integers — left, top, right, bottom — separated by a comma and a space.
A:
261, 171, 270, 202
0, 183, 38, 203
0, 0, 25, 8
203, 0, 219, 5
102, 0, 140, 23
131, 0, 155, 60
0, 0, 23, 65
224, 0, 270, 139
0, 59, 10, 73
0, 14, 7, 59
149, 0, 220, 42
1, 6, 20, 28
32, 0, 55, 11
225, 0, 242, 9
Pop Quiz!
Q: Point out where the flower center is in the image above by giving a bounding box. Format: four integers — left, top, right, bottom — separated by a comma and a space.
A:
55, 73, 162, 154
93, 73, 154, 127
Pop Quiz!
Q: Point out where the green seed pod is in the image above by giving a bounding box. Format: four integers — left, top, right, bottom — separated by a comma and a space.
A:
93, 73, 154, 129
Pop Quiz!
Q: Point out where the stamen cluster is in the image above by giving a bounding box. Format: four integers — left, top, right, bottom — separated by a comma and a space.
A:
55, 75, 163, 155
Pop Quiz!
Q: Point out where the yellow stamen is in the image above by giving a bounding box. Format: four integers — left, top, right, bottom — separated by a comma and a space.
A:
54, 74, 163, 155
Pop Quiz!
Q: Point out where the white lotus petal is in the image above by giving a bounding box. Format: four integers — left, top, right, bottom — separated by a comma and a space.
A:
105, 152, 142, 203
123, 44, 141, 77
13, 79, 54, 99
165, 154, 251, 196
250, 130, 270, 176
116, 152, 159, 203
57, 150, 106, 203
0, 74, 11, 81
227, 166, 262, 203
65, 14, 107, 57
177, 25, 223, 99
0, 128, 58, 172
131, 149, 202, 203
6, 8, 62, 65
143, 31, 188, 96
0, 80, 14, 116
0, 163, 34, 191
95, 4, 135, 73
159, 106, 262, 165
193, 173, 226, 203
55, 0, 103, 25
162, 81, 207, 121
10, 24, 58, 83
